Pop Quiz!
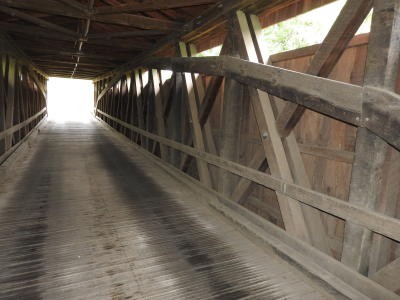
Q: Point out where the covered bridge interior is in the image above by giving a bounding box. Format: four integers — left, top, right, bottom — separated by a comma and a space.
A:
1, 0, 400, 299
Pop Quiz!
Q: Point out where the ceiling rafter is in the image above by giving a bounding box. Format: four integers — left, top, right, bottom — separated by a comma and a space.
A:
0, 0, 86, 18
95, 0, 215, 15
93, 13, 182, 30
88, 30, 166, 39
0, 5, 77, 36
58, 0, 89, 14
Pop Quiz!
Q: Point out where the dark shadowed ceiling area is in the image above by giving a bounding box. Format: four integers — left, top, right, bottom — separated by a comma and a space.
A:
0, 0, 335, 80
0, 0, 218, 79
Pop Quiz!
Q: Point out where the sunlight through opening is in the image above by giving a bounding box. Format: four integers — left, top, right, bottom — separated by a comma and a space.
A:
47, 77, 93, 123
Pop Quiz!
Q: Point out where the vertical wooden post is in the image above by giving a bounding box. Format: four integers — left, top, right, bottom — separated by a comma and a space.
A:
133, 70, 145, 146
94, 79, 98, 109
187, 44, 218, 157
168, 72, 184, 167
151, 69, 168, 160
341, 0, 400, 275
178, 42, 212, 187
216, 18, 244, 195
14, 65, 21, 143
0, 54, 7, 154
187, 43, 219, 187
5, 56, 16, 151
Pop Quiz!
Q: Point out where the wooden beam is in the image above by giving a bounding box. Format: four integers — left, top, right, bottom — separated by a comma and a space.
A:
58, 0, 89, 14
22, 48, 119, 61
94, 14, 181, 30
142, 54, 400, 152
179, 35, 232, 173
275, 0, 373, 137
368, 146, 400, 276
186, 44, 218, 186
142, 55, 363, 126
0, 107, 46, 141
88, 30, 166, 40
34, 58, 116, 68
0, 22, 79, 41
0, 0, 86, 19
217, 20, 244, 195
370, 257, 400, 294
298, 143, 354, 164
0, 55, 7, 154
363, 87, 400, 150
151, 69, 168, 160
179, 42, 212, 187
87, 38, 151, 50
94, 53, 399, 153
238, 11, 310, 246
341, 0, 400, 275
232, 149, 267, 203
134, 70, 145, 147
179, 74, 223, 172
237, 10, 332, 254
95, 0, 215, 14
0, 5, 77, 37
4, 56, 16, 150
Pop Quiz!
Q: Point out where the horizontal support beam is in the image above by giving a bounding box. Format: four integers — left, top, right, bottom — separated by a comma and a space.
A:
140, 56, 400, 151
96, 109, 400, 243
95, 0, 216, 14
88, 30, 167, 40
22, 48, 122, 61
143, 55, 363, 124
94, 14, 181, 30
34, 58, 116, 67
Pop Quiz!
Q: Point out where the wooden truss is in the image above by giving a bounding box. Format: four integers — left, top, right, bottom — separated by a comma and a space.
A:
93, 0, 400, 296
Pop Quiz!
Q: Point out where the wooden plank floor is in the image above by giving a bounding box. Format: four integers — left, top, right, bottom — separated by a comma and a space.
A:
0, 120, 337, 300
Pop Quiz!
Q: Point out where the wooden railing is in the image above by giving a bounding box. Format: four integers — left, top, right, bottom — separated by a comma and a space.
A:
0, 107, 46, 141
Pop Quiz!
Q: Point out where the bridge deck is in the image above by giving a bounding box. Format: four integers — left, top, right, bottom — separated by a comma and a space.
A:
0, 119, 336, 299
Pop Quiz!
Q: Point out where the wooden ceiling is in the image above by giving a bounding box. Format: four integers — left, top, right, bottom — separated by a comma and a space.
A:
0, 0, 218, 79
1, 0, 334, 80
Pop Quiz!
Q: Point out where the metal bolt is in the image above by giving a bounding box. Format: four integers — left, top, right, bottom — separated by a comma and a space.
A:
262, 132, 268, 139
